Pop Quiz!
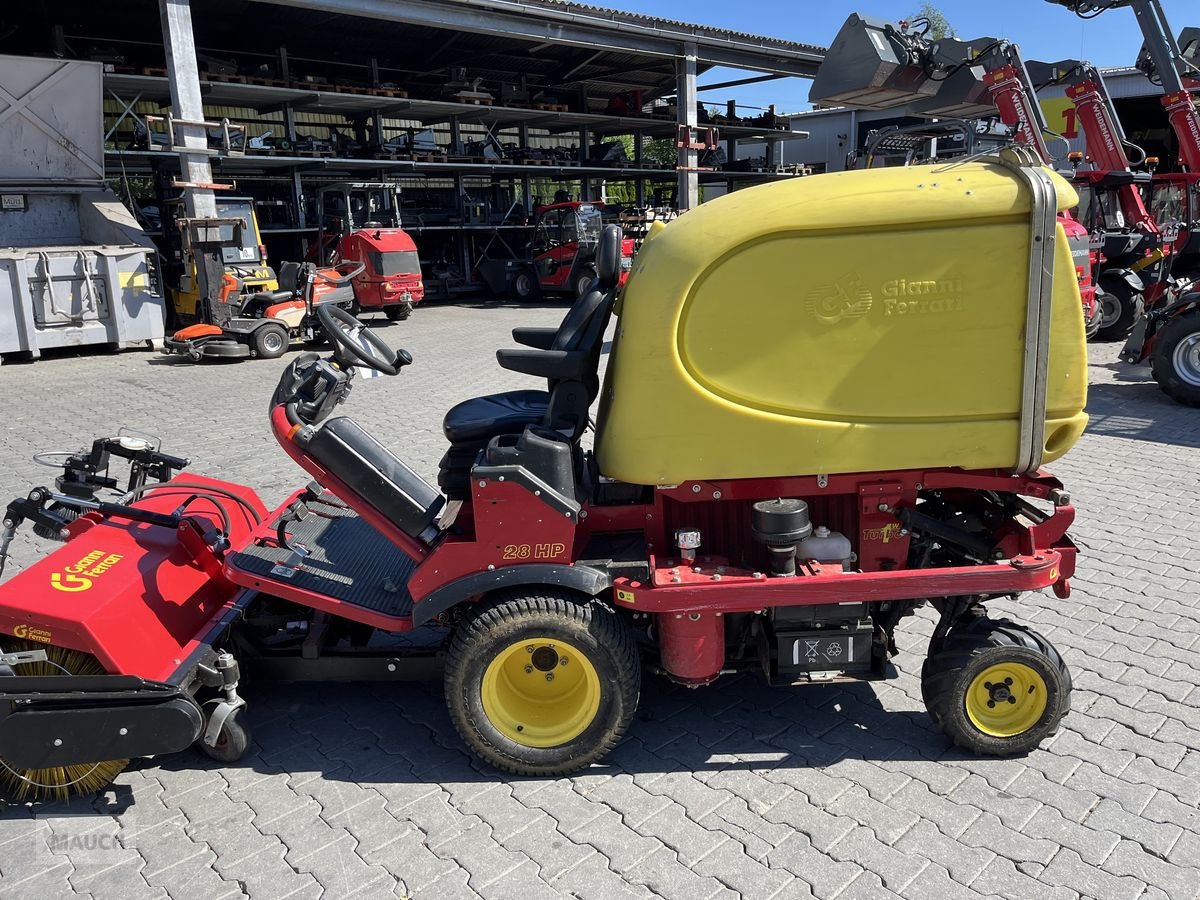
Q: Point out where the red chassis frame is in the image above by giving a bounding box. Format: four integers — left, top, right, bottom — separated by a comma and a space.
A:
260, 405, 1077, 635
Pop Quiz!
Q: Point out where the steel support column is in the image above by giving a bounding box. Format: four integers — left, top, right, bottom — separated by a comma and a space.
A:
158, 0, 215, 217
677, 45, 699, 210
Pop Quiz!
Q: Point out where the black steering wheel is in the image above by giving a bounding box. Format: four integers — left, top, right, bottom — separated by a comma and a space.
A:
317, 304, 409, 376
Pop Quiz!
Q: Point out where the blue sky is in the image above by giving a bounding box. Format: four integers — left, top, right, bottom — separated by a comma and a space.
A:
610, 0, 1195, 113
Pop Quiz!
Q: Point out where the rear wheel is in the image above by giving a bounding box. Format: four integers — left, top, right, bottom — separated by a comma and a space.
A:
252, 322, 289, 359
575, 267, 597, 298
511, 268, 539, 301
1094, 280, 1141, 342
384, 302, 412, 321
445, 590, 639, 775
922, 617, 1070, 756
1151, 309, 1200, 407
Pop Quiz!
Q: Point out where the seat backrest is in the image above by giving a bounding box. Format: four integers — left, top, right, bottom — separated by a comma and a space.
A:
277, 260, 303, 292
541, 280, 616, 439
596, 224, 622, 290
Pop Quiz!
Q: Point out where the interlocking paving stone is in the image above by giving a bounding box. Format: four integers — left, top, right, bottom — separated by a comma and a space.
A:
0, 321, 1198, 899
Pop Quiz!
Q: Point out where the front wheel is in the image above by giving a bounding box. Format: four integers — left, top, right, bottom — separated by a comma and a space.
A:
1151, 309, 1200, 407
444, 590, 640, 775
251, 322, 289, 359
1094, 280, 1141, 342
922, 617, 1070, 756
1084, 299, 1102, 341
198, 704, 252, 763
575, 267, 597, 298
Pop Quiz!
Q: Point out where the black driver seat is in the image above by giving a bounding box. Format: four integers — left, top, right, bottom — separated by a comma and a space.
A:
439, 225, 623, 495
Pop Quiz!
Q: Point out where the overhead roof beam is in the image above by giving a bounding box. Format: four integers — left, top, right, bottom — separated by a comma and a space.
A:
252, 0, 824, 76
698, 73, 785, 92
551, 49, 607, 83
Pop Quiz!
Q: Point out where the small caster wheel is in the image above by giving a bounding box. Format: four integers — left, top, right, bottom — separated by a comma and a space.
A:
199, 703, 252, 763
922, 617, 1070, 757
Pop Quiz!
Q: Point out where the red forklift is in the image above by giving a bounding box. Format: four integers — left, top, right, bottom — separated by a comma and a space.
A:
310, 182, 425, 321
1028, 58, 1170, 341
1046, 1, 1200, 403
511, 201, 635, 300
1141, 26, 1200, 294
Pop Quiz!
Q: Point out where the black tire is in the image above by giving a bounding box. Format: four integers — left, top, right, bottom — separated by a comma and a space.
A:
511, 268, 539, 301
922, 617, 1070, 757
199, 705, 252, 763
251, 323, 289, 359
444, 590, 639, 775
1094, 279, 1142, 342
385, 303, 412, 321
1084, 299, 1102, 341
575, 267, 597, 298
1150, 309, 1200, 407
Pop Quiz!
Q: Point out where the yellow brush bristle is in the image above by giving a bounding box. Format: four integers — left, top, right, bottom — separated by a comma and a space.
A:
0, 641, 129, 802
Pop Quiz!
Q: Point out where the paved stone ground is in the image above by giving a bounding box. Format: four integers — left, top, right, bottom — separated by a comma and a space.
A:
0, 303, 1198, 900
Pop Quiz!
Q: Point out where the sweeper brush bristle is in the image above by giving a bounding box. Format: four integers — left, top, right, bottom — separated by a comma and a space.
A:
0, 641, 129, 802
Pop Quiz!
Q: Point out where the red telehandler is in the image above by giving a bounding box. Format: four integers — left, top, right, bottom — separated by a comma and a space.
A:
1047, 0, 1200, 404
812, 15, 1099, 337
1028, 59, 1170, 341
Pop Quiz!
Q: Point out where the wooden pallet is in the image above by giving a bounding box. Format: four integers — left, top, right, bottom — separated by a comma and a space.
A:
247, 76, 287, 87
375, 152, 444, 162
141, 66, 167, 77
531, 102, 569, 112
369, 87, 409, 99
206, 73, 247, 84
455, 96, 494, 106
514, 158, 555, 166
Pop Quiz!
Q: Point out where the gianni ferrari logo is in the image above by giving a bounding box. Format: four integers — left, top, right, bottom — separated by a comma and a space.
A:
49, 549, 124, 593
12, 623, 52, 643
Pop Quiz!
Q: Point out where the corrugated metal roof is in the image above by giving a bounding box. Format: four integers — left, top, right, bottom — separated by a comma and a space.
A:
445, 0, 827, 56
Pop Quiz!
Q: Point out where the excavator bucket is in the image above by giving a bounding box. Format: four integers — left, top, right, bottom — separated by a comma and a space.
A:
1136, 27, 1200, 77
1178, 28, 1200, 66
809, 14, 940, 109
909, 61, 995, 119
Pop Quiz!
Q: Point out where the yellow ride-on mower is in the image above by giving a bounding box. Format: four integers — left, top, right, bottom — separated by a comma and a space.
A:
0, 150, 1087, 798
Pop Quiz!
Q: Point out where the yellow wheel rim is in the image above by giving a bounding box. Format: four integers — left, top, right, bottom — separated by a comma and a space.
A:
965, 662, 1048, 737
481, 638, 602, 748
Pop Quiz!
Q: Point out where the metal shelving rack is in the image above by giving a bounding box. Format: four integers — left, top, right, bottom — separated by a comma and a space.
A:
15, 0, 826, 295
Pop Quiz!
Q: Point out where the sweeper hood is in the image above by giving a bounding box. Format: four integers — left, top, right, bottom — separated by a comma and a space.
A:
595, 156, 1088, 485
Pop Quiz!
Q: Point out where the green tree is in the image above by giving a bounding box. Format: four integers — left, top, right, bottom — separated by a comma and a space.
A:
909, 3, 954, 39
